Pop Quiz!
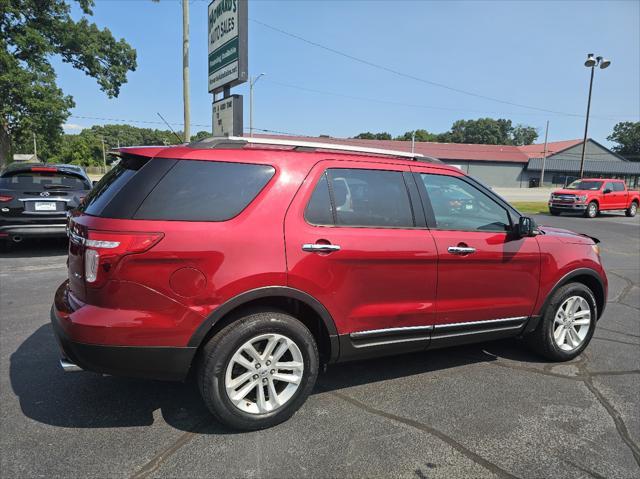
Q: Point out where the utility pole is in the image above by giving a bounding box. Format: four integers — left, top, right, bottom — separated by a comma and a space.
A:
540, 120, 549, 187
33, 132, 38, 162
101, 136, 107, 170
182, 0, 190, 143
411, 131, 416, 155
249, 73, 265, 137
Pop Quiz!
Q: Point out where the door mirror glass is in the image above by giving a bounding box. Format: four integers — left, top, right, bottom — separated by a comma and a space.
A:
516, 216, 535, 237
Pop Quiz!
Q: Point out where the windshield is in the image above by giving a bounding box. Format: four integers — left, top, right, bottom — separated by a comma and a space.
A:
0, 172, 91, 191
565, 180, 603, 191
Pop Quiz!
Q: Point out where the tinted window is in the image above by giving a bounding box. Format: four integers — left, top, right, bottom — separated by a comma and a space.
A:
604, 182, 615, 192
320, 168, 414, 228
612, 182, 625, 192
134, 160, 275, 221
0, 172, 90, 191
305, 173, 333, 225
420, 174, 510, 232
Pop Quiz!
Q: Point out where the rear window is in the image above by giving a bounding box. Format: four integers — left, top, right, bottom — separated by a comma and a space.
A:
82, 156, 275, 222
0, 172, 90, 191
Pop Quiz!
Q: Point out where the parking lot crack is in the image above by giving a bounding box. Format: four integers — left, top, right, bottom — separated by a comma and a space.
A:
331, 391, 520, 479
129, 416, 213, 479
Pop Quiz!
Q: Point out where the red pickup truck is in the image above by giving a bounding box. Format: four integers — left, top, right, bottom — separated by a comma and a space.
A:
549, 178, 639, 218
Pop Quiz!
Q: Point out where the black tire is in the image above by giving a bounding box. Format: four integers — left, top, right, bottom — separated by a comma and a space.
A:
549, 208, 561, 216
584, 201, 598, 218
625, 200, 638, 217
197, 310, 319, 431
526, 282, 597, 361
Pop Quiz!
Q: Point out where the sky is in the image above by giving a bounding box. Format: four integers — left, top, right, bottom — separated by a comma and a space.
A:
55, 0, 640, 146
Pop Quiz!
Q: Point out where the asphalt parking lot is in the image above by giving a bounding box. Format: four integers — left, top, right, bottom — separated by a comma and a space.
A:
1, 212, 638, 479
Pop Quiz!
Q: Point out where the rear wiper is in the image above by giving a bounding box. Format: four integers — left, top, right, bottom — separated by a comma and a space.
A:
43, 184, 71, 189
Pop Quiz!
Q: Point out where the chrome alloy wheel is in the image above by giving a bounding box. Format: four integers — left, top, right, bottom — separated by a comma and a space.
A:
553, 296, 592, 351
630, 203, 637, 216
225, 333, 304, 414
588, 202, 597, 217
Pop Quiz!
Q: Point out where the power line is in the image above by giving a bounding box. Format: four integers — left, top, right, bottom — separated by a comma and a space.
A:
251, 18, 636, 120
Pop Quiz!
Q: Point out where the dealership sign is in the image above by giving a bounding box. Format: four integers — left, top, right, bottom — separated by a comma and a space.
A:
208, 0, 248, 93
212, 95, 243, 136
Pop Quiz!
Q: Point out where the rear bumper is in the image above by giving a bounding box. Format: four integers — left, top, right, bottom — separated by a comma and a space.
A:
51, 284, 196, 381
0, 223, 67, 238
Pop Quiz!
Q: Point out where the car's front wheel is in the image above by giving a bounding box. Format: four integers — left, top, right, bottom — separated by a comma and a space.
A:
549, 208, 561, 216
526, 282, 597, 361
198, 310, 319, 430
584, 201, 598, 218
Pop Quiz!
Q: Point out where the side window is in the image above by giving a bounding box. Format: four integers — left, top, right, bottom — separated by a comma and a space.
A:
612, 182, 625, 192
134, 160, 275, 221
604, 182, 615, 192
305, 173, 333, 225
420, 173, 511, 232
304, 168, 415, 228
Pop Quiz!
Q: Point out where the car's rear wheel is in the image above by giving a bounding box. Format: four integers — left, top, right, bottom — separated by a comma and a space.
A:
549, 208, 561, 216
584, 201, 598, 218
626, 201, 638, 217
526, 282, 597, 361
198, 310, 319, 431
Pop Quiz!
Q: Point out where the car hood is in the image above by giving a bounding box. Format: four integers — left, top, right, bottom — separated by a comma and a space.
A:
552, 189, 592, 195
538, 225, 599, 245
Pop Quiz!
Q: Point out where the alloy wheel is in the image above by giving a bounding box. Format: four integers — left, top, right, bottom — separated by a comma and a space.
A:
553, 296, 591, 351
588, 203, 597, 217
225, 333, 304, 414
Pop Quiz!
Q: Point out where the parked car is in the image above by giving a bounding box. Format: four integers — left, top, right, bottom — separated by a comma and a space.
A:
0, 163, 92, 243
52, 137, 608, 430
549, 178, 639, 218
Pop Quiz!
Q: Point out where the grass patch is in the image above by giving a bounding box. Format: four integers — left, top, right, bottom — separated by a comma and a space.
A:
511, 201, 549, 215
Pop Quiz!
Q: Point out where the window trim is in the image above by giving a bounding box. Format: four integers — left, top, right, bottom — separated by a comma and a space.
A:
304, 167, 427, 230
414, 171, 516, 233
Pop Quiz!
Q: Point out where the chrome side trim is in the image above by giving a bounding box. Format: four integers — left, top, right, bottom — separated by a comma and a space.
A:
351, 336, 430, 348
350, 325, 434, 340
433, 316, 527, 331
19, 197, 71, 202
432, 324, 525, 340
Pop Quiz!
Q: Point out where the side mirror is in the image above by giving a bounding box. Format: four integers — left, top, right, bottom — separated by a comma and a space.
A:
516, 216, 535, 237
603, 188, 612, 194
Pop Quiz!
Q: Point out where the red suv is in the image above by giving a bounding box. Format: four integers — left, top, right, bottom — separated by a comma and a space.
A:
52, 137, 607, 430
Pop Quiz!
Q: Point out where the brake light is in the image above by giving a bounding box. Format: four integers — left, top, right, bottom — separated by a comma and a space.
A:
0, 195, 13, 202
84, 230, 163, 286
30, 167, 58, 173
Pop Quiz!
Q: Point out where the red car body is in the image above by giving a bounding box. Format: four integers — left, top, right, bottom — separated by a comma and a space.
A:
549, 178, 640, 217
52, 143, 608, 380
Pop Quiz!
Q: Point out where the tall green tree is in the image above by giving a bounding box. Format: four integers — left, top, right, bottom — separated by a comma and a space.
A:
439, 118, 538, 145
395, 129, 438, 142
0, 0, 137, 166
607, 121, 640, 161
352, 132, 392, 140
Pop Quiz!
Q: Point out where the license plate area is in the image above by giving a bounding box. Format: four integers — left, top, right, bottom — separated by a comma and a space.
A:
34, 201, 57, 211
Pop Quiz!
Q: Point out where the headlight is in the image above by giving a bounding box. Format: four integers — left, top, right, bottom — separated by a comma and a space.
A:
578, 195, 587, 202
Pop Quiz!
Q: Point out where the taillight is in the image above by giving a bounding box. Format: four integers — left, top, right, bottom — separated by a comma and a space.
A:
84, 230, 163, 286
0, 194, 13, 202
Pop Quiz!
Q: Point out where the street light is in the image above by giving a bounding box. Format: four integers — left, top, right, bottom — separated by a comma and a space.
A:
579, 53, 611, 178
249, 73, 266, 137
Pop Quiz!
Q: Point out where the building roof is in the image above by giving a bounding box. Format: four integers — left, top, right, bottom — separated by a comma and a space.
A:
518, 139, 583, 158
527, 157, 640, 175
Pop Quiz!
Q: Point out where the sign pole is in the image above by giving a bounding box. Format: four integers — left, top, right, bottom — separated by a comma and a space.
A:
182, 0, 190, 143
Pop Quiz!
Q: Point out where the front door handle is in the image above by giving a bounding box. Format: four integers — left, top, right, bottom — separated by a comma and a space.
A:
447, 246, 476, 255
302, 243, 341, 253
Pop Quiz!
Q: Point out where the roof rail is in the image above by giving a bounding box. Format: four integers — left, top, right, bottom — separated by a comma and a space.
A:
188, 136, 440, 162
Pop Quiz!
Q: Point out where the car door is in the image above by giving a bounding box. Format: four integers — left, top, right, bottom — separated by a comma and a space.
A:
601, 181, 616, 209
612, 182, 627, 209
284, 160, 438, 358
411, 166, 540, 344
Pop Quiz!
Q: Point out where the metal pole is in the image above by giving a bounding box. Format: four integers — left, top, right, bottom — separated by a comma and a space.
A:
101, 136, 107, 170
579, 65, 595, 178
249, 76, 254, 137
182, 0, 190, 143
411, 131, 415, 155
540, 120, 549, 187
33, 132, 37, 161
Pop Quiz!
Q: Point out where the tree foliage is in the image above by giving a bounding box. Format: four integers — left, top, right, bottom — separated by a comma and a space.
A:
1, 0, 137, 166
354, 118, 539, 146
607, 122, 640, 161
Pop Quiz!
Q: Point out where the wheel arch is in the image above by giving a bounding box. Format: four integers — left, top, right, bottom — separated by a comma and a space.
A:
188, 287, 340, 364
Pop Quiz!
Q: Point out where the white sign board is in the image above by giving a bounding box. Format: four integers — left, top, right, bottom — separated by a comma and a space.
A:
208, 0, 248, 93
212, 95, 243, 136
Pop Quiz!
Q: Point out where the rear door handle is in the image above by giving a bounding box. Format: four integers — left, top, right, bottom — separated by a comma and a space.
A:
447, 246, 476, 255
302, 243, 341, 253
